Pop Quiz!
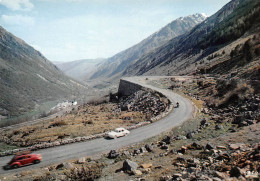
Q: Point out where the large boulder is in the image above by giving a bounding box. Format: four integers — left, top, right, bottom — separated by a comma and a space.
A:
139, 147, 147, 153
162, 136, 171, 144
133, 149, 141, 155
200, 118, 207, 126
123, 159, 138, 173
56, 163, 64, 170
188, 142, 203, 150
108, 150, 119, 159
230, 166, 241, 177
206, 142, 216, 150
186, 132, 195, 139
160, 142, 169, 150
145, 144, 153, 152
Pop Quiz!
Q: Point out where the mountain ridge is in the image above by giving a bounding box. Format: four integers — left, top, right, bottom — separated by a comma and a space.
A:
88, 13, 207, 81
0, 26, 89, 117
54, 58, 105, 81
123, 0, 260, 76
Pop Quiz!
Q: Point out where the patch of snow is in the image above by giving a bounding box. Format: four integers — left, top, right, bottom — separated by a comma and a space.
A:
201, 13, 209, 18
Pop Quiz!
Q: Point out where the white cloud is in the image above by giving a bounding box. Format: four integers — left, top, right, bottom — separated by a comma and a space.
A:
0, 0, 34, 11
1, 14, 35, 26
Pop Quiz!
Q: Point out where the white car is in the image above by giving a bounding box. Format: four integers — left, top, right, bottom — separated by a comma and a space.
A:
107, 128, 130, 139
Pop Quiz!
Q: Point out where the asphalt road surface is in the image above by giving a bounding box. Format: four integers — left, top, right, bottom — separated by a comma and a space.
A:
0, 76, 195, 175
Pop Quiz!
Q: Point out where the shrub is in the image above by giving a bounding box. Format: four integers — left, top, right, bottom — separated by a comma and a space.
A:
230, 45, 240, 58
242, 39, 254, 62
216, 78, 237, 97
217, 82, 253, 108
65, 163, 103, 181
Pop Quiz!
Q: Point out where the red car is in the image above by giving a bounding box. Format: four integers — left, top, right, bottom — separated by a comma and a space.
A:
3, 151, 42, 170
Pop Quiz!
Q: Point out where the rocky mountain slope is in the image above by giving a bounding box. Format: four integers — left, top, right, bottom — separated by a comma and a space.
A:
89, 13, 207, 81
123, 0, 260, 77
54, 58, 104, 82
0, 26, 89, 117
1, 76, 259, 181
0, 0, 258, 180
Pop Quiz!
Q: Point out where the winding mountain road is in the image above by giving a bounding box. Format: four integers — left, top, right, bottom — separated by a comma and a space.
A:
0, 76, 195, 175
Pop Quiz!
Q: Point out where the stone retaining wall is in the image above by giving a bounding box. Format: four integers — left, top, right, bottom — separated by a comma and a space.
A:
118, 79, 143, 96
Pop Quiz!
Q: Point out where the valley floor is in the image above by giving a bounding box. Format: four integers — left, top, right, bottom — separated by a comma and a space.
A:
0, 76, 259, 181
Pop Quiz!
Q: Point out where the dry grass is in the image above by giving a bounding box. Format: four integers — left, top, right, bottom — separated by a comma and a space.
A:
1, 103, 145, 146
216, 81, 254, 108
153, 77, 205, 110
49, 120, 67, 127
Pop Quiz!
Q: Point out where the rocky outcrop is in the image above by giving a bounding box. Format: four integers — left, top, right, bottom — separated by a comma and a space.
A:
115, 138, 259, 180
118, 77, 174, 122
119, 90, 169, 118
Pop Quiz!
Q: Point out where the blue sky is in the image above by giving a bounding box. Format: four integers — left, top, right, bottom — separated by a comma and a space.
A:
0, 0, 230, 62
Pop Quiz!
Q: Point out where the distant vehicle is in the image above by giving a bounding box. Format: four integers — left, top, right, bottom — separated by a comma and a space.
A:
107, 128, 130, 139
3, 151, 42, 170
